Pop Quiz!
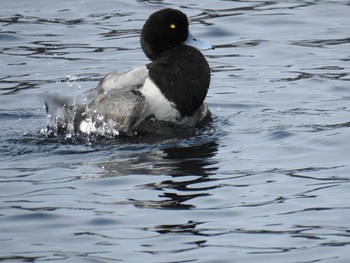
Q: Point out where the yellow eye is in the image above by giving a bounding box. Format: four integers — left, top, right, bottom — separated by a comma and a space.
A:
170, 23, 176, 29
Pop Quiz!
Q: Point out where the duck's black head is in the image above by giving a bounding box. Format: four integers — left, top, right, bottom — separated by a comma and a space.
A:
141, 8, 189, 61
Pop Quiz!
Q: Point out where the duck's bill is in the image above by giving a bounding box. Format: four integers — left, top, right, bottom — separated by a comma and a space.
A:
185, 31, 214, 50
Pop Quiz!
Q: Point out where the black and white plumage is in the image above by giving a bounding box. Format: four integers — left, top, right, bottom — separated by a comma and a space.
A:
44, 8, 213, 137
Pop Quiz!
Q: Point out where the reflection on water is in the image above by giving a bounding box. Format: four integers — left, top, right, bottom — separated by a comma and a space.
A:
97, 139, 219, 209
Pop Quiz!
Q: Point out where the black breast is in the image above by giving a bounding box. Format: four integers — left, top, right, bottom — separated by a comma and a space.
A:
147, 45, 210, 117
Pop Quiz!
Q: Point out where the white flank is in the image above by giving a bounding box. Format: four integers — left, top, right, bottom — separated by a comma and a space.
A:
139, 78, 180, 122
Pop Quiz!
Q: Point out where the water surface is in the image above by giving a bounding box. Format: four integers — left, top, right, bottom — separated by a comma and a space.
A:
1, 0, 350, 262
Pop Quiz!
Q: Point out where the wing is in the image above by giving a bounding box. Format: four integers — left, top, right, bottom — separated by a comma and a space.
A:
80, 87, 147, 135
43, 66, 150, 136
97, 66, 149, 94
85, 66, 149, 105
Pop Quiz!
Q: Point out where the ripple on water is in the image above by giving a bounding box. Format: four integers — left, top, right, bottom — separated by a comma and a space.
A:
1, 0, 350, 262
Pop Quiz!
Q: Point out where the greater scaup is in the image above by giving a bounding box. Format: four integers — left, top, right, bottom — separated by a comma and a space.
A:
44, 8, 213, 137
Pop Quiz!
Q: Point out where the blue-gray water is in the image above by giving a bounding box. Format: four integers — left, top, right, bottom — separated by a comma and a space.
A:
1, 1, 350, 262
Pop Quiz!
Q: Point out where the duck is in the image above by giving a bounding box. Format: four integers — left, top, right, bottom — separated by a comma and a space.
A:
44, 8, 213, 137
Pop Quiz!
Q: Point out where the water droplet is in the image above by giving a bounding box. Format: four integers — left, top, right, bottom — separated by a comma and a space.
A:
112, 129, 120, 136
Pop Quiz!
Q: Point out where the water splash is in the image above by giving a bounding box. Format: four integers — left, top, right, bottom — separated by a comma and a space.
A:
65, 73, 82, 89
